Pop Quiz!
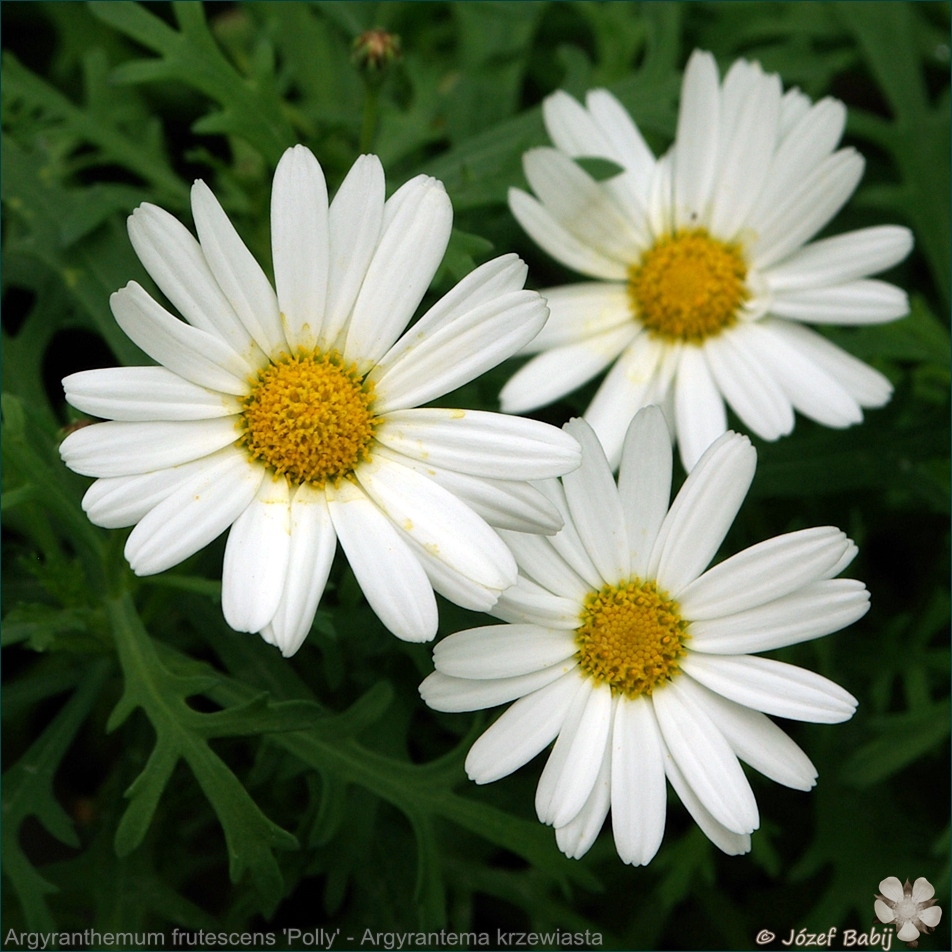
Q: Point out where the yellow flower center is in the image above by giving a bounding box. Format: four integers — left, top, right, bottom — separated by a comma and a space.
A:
628, 229, 749, 343
240, 351, 377, 486
575, 579, 689, 698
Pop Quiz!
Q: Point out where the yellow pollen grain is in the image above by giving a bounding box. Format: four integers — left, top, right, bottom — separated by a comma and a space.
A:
628, 229, 748, 343
575, 579, 688, 698
240, 351, 377, 487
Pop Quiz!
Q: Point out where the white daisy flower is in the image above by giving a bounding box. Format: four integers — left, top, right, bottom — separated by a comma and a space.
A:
421, 408, 865, 864
60, 146, 581, 656
875, 876, 943, 944
503, 50, 914, 470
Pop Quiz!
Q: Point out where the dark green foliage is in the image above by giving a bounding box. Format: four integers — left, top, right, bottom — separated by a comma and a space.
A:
2, 2, 948, 949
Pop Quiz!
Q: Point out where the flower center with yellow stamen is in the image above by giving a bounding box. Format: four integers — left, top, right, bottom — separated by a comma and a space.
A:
240, 351, 377, 487
575, 579, 689, 698
628, 229, 749, 343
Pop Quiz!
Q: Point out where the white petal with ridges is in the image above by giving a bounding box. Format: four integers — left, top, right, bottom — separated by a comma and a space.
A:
124, 451, 264, 575
344, 176, 452, 370
127, 204, 258, 357
618, 406, 673, 577
497, 530, 590, 603
677, 676, 817, 790
536, 680, 612, 827
653, 679, 759, 834
912, 877, 936, 903
191, 180, 286, 356
322, 154, 386, 350
677, 526, 855, 620
434, 624, 577, 680
674, 346, 729, 471
521, 282, 631, 353
268, 484, 337, 657
356, 452, 516, 592
562, 419, 630, 584
271, 145, 329, 351
509, 188, 628, 280
376, 408, 580, 479
556, 729, 612, 860
60, 416, 240, 478
491, 575, 582, 630
879, 877, 905, 903
222, 475, 291, 634
326, 479, 437, 642
110, 282, 254, 395
770, 279, 909, 324
681, 653, 858, 723
689, 578, 869, 653
649, 431, 755, 595
463, 670, 584, 784
611, 695, 667, 865
64, 367, 239, 421
420, 662, 575, 713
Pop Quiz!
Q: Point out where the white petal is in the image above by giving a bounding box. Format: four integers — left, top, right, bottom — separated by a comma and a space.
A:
749, 97, 847, 233
326, 479, 437, 642
680, 653, 858, 723
434, 624, 577, 680
761, 320, 892, 408
271, 145, 329, 351
497, 530, 590, 603
673, 50, 721, 227
463, 670, 584, 783
404, 530, 500, 614
321, 154, 386, 350
509, 188, 628, 280
912, 877, 936, 904
499, 322, 638, 414
520, 282, 631, 354
532, 477, 604, 589
586, 87, 656, 187
221, 475, 291, 634
556, 727, 612, 860
421, 467, 563, 534
64, 367, 239, 421
673, 346, 728, 472
376, 293, 549, 414
268, 484, 337, 657
126, 203, 258, 357
81, 452, 224, 529
879, 877, 905, 903
584, 332, 670, 469
874, 899, 896, 925
709, 67, 781, 240
653, 679, 759, 834
561, 419, 630, 584
618, 406, 673, 577
124, 451, 264, 575
677, 675, 817, 790
663, 743, 752, 856
492, 574, 583, 629
703, 330, 795, 441
648, 431, 755, 595
60, 417, 240, 478
356, 452, 516, 593
918, 906, 942, 928
110, 282, 253, 395
420, 662, 575, 713
678, 526, 855, 620
375, 408, 581, 479
344, 175, 453, 370
738, 321, 863, 428
750, 149, 865, 270
770, 279, 909, 325
897, 922, 920, 943
765, 225, 914, 291
689, 578, 869, 654
191, 180, 286, 356
611, 695, 666, 865
522, 147, 642, 263
536, 680, 613, 828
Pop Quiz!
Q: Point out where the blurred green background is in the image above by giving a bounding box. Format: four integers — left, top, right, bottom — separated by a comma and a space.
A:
2, 2, 949, 949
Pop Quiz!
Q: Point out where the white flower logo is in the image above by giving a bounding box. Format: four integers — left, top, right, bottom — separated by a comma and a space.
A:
875, 876, 942, 947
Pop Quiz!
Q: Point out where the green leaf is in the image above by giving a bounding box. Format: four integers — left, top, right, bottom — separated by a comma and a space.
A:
1, 660, 111, 930
104, 593, 300, 911
89, 0, 296, 165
